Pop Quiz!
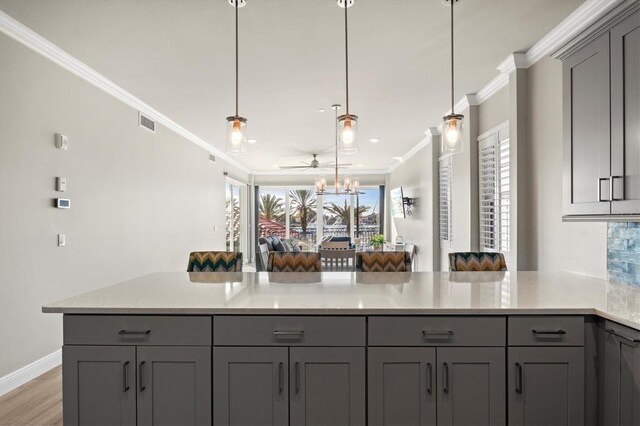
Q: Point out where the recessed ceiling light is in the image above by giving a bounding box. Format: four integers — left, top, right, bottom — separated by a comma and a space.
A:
248, 139, 257, 144
392, 156, 404, 162
369, 138, 380, 143
318, 108, 325, 112
357, 163, 364, 167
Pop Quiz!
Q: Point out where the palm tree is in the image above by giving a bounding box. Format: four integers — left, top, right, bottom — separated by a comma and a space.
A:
326, 200, 369, 235
289, 190, 316, 239
259, 194, 284, 222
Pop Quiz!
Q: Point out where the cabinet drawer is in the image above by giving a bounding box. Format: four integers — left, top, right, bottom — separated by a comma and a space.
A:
368, 316, 506, 346
213, 316, 365, 346
508, 316, 584, 346
64, 315, 211, 346
602, 319, 640, 343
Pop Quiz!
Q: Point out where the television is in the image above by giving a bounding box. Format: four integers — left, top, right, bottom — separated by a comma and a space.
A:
390, 187, 406, 218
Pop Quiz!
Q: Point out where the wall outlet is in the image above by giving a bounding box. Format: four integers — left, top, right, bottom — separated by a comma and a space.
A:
58, 234, 66, 247
56, 177, 67, 192
55, 133, 68, 150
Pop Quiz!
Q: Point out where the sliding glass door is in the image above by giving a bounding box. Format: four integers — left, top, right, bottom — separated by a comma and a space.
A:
225, 180, 247, 257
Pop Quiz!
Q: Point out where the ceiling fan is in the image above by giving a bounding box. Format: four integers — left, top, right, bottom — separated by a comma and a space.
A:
279, 154, 351, 170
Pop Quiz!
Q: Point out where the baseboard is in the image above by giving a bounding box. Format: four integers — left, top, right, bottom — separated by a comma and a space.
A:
0, 349, 61, 396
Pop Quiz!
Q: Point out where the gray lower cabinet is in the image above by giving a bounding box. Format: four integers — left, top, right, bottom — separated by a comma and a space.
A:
508, 347, 584, 426
290, 347, 366, 426
599, 321, 640, 426
63, 346, 137, 426
436, 347, 505, 426
213, 347, 288, 426
368, 347, 436, 426
137, 346, 211, 426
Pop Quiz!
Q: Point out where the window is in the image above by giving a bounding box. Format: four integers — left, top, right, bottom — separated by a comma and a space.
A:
478, 125, 510, 255
225, 179, 247, 257
439, 156, 453, 244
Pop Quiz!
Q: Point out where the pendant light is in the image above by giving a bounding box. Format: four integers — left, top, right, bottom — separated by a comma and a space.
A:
441, 0, 464, 155
226, 0, 248, 155
337, 0, 358, 155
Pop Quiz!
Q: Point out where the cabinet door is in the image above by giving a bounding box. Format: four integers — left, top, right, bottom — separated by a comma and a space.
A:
368, 347, 436, 426
290, 347, 366, 426
563, 34, 611, 215
600, 325, 640, 426
436, 347, 505, 426
213, 347, 288, 426
508, 347, 584, 425
136, 346, 211, 426
62, 345, 136, 426
611, 11, 640, 214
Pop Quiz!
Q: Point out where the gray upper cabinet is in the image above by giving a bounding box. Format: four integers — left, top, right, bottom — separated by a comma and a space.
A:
563, 33, 611, 216
213, 347, 289, 426
599, 320, 640, 426
508, 347, 584, 426
63, 345, 137, 426
611, 11, 640, 214
136, 346, 211, 426
290, 347, 366, 426
563, 9, 640, 218
436, 347, 506, 426
368, 347, 437, 426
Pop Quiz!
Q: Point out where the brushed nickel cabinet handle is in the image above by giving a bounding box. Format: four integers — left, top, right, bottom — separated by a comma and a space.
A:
443, 362, 449, 394
278, 362, 283, 394
515, 362, 523, 394
532, 329, 566, 335
611, 176, 624, 201
273, 330, 304, 337
139, 361, 146, 392
122, 361, 130, 392
426, 362, 433, 395
119, 329, 151, 335
295, 362, 300, 394
422, 330, 453, 337
598, 177, 611, 202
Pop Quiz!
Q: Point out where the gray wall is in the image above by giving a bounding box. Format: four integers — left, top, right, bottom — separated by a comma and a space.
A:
0, 34, 247, 376
387, 140, 437, 272
525, 57, 607, 278
479, 86, 509, 136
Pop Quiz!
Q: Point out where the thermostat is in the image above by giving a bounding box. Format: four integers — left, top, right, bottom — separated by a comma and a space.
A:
56, 198, 71, 209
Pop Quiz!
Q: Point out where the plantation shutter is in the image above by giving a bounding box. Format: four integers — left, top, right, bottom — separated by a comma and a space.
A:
478, 126, 510, 257
439, 156, 453, 244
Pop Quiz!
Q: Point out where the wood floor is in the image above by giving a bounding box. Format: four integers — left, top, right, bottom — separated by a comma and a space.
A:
0, 366, 62, 426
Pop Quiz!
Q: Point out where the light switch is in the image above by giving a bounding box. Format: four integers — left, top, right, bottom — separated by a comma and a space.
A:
58, 234, 66, 247
56, 177, 67, 192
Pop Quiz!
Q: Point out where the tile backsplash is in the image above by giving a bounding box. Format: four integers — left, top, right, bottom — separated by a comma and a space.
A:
608, 222, 640, 286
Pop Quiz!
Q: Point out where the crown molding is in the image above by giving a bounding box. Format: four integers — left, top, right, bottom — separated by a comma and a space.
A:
496, 52, 528, 75
0, 10, 251, 174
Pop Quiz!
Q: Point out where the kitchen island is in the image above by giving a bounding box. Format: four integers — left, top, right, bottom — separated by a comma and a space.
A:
44, 271, 640, 426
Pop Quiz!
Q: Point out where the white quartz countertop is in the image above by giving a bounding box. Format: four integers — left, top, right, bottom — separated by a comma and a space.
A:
42, 271, 640, 330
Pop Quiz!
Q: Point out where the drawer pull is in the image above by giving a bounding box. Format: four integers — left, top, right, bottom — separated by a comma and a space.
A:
122, 361, 130, 392
426, 362, 433, 395
515, 363, 523, 394
422, 330, 453, 337
531, 329, 566, 335
274, 330, 304, 337
605, 328, 640, 343
139, 361, 146, 392
119, 329, 151, 335
443, 362, 449, 394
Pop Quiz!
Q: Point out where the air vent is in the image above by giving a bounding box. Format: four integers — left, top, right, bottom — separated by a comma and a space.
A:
209, 154, 216, 163
138, 112, 155, 133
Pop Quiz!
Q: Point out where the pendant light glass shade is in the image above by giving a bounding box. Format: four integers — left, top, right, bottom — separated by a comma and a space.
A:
441, 113, 464, 154
337, 114, 358, 154
315, 176, 327, 194
226, 116, 247, 155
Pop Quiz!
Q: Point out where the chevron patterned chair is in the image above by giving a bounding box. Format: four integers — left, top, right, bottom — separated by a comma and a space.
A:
187, 251, 243, 272
356, 251, 412, 272
448, 252, 507, 272
267, 252, 321, 272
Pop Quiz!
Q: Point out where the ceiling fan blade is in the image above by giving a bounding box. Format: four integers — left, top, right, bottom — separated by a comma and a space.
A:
279, 165, 311, 170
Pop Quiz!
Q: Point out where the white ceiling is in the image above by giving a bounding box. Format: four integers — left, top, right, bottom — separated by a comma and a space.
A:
0, 0, 584, 172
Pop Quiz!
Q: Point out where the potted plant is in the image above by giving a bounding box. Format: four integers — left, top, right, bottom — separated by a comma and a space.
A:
370, 234, 385, 251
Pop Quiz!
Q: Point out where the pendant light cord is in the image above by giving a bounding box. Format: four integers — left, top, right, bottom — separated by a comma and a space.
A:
335, 106, 339, 193
235, 0, 239, 117
450, 0, 454, 114
344, 1, 350, 115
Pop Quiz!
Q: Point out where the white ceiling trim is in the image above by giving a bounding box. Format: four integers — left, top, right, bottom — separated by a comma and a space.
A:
253, 168, 385, 177
394, 0, 624, 176
0, 10, 251, 175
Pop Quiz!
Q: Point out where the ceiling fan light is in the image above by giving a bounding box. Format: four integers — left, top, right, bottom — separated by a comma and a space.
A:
441, 114, 464, 154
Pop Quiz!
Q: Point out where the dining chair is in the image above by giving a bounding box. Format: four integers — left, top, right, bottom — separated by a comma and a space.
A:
448, 252, 507, 272
356, 251, 411, 272
187, 251, 243, 272
267, 252, 322, 272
